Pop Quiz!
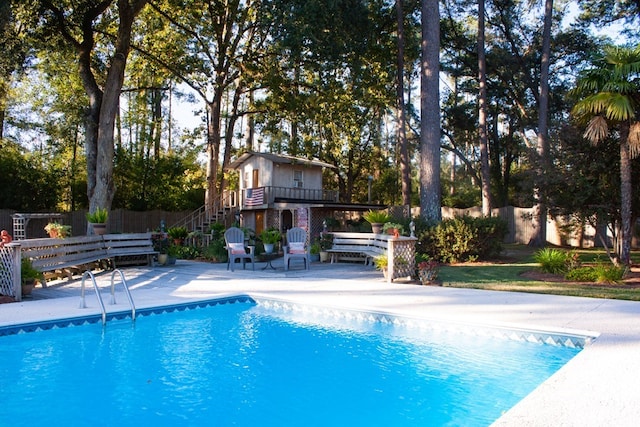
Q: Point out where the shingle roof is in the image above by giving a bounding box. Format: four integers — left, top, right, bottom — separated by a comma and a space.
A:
227, 151, 335, 170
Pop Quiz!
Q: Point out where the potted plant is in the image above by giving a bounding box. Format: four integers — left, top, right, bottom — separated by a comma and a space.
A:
86, 207, 108, 235
319, 233, 333, 262
373, 254, 389, 279
166, 244, 180, 265
417, 259, 439, 285
383, 222, 405, 238
44, 222, 71, 238
310, 240, 321, 262
152, 233, 170, 265
260, 228, 282, 254
168, 226, 189, 246
363, 210, 391, 233
21, 257, 42, 296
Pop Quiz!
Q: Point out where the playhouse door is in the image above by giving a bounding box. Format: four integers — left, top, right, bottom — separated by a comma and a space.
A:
255, 211, 265, 236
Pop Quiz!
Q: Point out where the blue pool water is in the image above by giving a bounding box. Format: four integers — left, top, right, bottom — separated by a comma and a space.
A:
0, 299, 582, 426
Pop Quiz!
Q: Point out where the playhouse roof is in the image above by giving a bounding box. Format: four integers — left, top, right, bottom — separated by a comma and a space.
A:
227, 151, 335, 170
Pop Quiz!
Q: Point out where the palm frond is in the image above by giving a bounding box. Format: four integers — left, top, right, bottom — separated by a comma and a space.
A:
605, 94, 635, 121
583, 115, 609, 144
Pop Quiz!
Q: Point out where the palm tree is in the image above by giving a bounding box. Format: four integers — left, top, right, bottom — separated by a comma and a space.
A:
571, 44, 640, 266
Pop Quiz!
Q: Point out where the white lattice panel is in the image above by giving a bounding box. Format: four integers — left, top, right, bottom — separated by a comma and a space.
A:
0, 246, 18, 298
388, 238, 417, 280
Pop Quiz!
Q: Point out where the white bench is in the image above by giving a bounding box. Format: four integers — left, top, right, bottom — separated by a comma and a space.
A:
326, 232, 418, 283
327, 232, 389, 265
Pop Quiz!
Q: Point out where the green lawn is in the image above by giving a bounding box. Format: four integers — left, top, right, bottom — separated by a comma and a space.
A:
438, 245, 640, 301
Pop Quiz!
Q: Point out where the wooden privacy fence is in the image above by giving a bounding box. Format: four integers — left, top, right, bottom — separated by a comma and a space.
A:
0, 209, 190, 240
1, 207, 636, 248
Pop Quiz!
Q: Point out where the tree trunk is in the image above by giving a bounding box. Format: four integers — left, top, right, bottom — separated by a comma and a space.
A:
396, 0, 411, 206
620, 122, 632, 266
205, 101, 220, 212
92, 0, 148, 214
529, 0, 553, 246
419, 0, 441, 222
478, 0, 491, 216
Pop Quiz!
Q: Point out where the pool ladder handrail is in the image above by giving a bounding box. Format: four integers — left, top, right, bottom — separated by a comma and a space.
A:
109, 269, 136, 321
79, 269, 136, 325
79, 271, 107, 325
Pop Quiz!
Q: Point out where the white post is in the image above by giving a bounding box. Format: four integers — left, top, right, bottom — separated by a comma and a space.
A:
9, 243, 21, 302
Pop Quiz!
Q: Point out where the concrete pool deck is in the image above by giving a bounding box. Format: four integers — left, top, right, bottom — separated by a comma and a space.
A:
1, 259, 639, 426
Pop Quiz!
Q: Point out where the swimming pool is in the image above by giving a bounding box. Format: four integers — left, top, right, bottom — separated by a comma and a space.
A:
0, 296, 587, 426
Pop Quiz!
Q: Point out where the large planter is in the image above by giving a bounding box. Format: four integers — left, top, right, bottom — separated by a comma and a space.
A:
21, 280, 36, 296
319, 251, 330, 263
90, 223, 107, 235
158, 253, 168, 265
370, 223, 383, 234
418, 269, 438, 285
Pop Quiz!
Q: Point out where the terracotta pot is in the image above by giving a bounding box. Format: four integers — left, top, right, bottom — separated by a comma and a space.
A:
22, 280, 35, 296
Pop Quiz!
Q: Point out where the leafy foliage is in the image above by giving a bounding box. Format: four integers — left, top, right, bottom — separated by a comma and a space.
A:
565, 263, 627, 284
534, 248, 571, 275
0, 142, 63, 210
417, 216, 508, 263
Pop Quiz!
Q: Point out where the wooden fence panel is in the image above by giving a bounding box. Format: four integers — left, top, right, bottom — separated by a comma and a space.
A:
0, 209, 190, 239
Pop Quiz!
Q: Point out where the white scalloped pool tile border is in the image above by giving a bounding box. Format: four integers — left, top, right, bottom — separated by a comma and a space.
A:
256, 298, 595, 349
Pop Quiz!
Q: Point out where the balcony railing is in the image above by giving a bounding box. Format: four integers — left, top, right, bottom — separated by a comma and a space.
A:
241, 186, 338, 208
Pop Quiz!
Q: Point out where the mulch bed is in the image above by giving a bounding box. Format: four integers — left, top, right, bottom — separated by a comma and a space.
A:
520, 265, 640, 288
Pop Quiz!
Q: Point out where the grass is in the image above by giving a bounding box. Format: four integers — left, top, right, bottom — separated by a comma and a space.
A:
438, 245, 640, 301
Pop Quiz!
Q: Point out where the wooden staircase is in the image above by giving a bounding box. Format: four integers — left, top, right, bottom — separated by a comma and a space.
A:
170, 190, 238, 233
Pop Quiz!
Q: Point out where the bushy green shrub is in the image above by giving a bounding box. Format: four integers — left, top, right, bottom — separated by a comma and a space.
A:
417, 215, 508, 263
175, 245, 200, 259
200, 239, 228, 262
565, 266, 598, 282
590, 263, 627, 284
533, 248, 569, 274
565, 263, 626, 283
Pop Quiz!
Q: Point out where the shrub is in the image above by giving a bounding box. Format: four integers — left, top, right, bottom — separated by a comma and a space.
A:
533, 248, 569, 274
200, 239, 227, 262
175, 245, 200, 259
565, 263, 627, 284
590, 263, 627, 284
419, 216, 508, 263
565, 266, 598, 282
208, 222, 226, 237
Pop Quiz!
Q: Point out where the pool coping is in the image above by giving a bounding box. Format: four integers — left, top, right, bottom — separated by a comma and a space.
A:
1, 259, 639, 426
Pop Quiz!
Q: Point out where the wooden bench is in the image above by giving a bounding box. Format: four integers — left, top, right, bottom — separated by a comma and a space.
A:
327, 232, 389, 265
103, 233, 157, 267
20, 232, 157, 285
19, 235, 110, 285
